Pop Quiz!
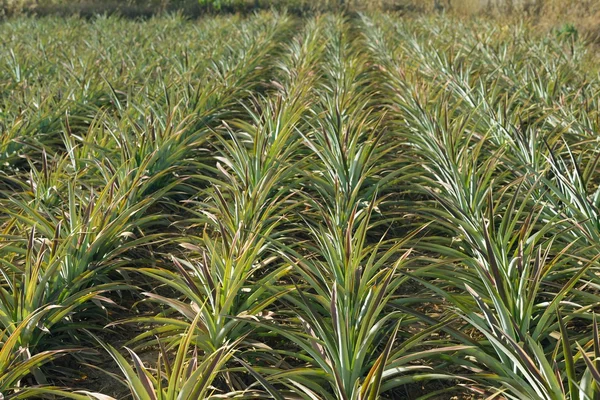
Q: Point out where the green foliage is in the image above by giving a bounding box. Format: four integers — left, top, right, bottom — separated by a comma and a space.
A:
198, 0, 233, 11
556, 23, 579, 41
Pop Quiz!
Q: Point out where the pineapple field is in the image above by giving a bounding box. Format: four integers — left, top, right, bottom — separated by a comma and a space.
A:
1, 10, 600, 400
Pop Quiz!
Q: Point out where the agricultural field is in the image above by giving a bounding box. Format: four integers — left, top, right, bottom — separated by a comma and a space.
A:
1, 10, 600, 400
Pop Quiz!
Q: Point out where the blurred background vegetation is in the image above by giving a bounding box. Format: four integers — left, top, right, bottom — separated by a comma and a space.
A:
0, 0, 598, 41
0, 0, 597, 16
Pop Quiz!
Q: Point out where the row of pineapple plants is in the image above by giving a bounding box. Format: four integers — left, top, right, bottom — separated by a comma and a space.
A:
1, 10, 600, 400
